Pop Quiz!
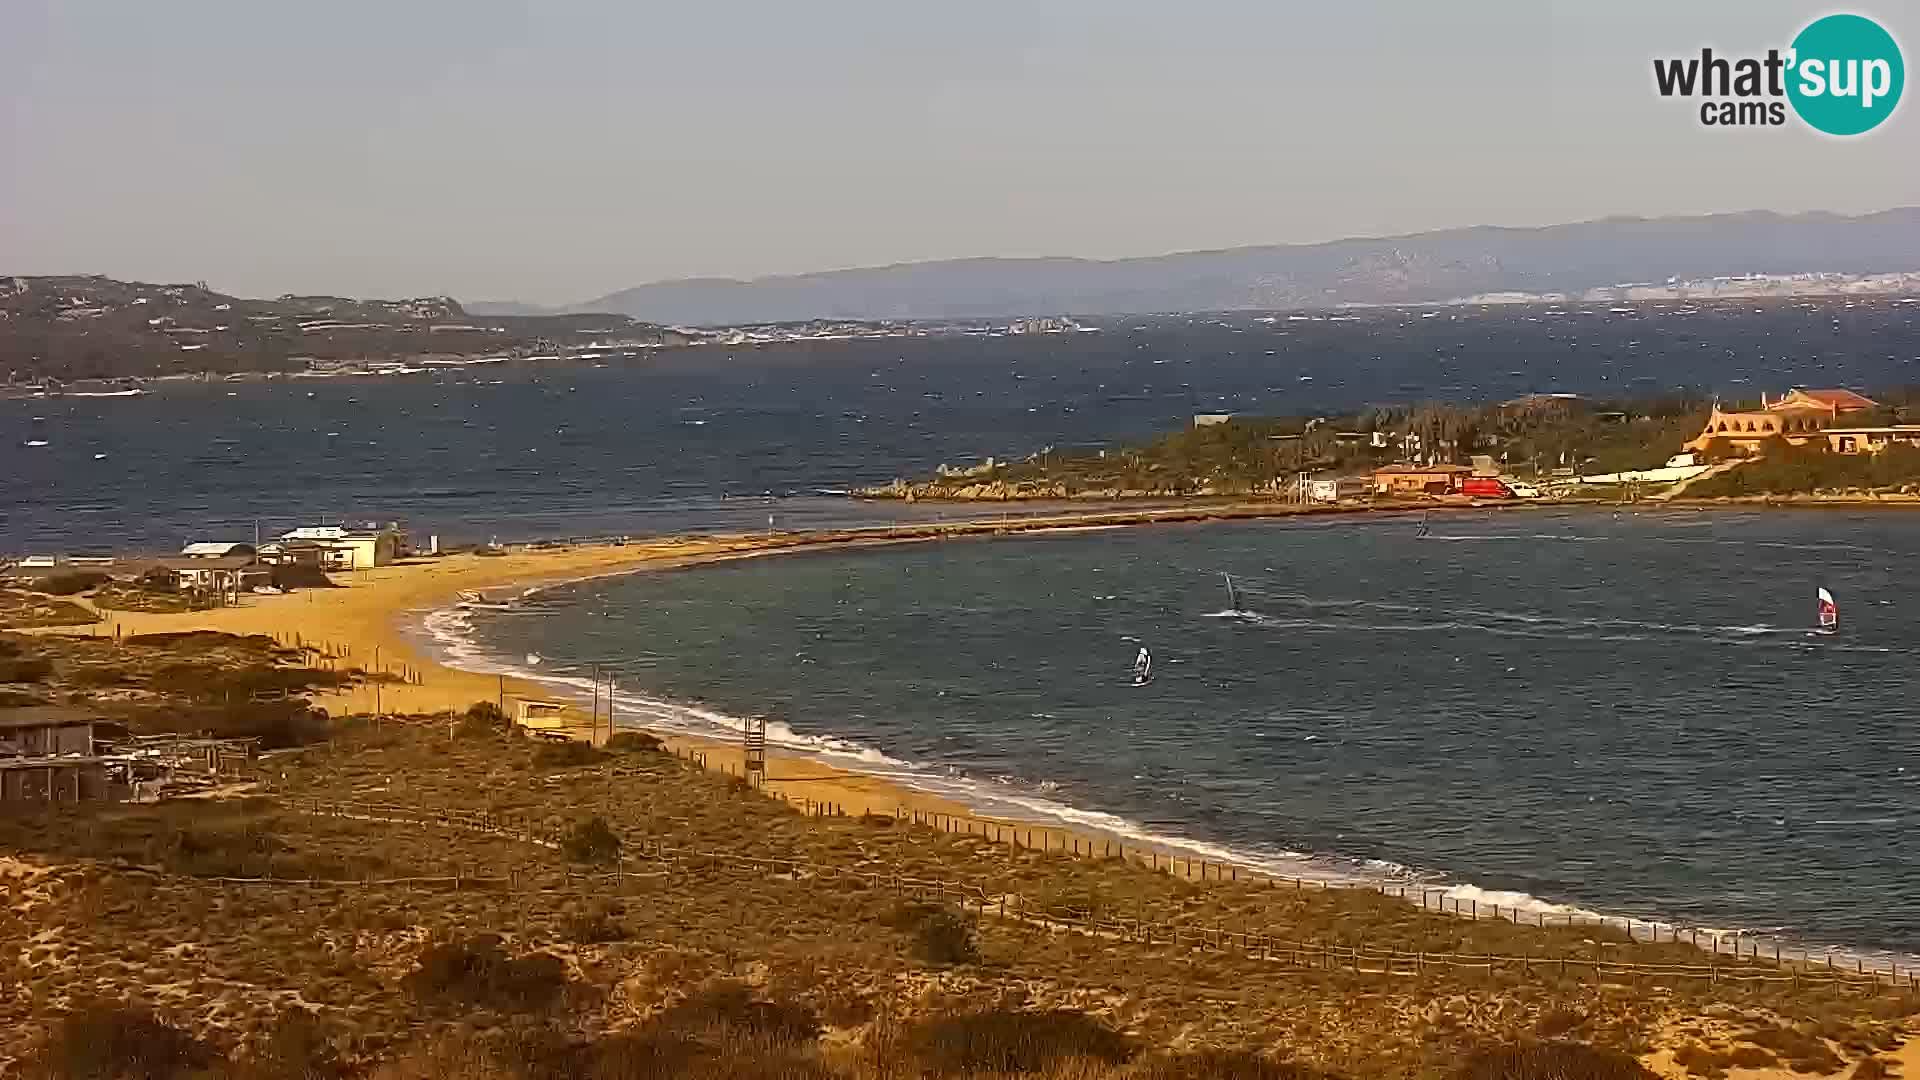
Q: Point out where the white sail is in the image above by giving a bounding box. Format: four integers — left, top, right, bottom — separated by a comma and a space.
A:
1817, 587, 1838, 632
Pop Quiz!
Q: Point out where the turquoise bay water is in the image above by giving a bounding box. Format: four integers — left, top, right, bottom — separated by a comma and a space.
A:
446, 508, 1920, 955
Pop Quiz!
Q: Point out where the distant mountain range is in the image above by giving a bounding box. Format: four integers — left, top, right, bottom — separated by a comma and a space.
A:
471, 208, 1920, 325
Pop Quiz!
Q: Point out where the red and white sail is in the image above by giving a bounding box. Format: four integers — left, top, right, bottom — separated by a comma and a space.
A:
1817, 587, 1838, 632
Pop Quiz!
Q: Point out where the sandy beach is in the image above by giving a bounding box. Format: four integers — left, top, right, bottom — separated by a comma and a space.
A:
55, 507, 1373, 858
31, 492, 1910, 865
57, 534, 958, 818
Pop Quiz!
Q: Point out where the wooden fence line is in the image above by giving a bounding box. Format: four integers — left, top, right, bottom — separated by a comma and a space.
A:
272, 794, 1907, 990
663, 746, 1884, 976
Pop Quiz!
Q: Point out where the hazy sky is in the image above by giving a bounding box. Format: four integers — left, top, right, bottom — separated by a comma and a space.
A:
4, 1, 1917, 304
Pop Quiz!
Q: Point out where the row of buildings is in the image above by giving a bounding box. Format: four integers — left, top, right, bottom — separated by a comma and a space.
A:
1328, 388, 1901, 501
8, 524, 409, 597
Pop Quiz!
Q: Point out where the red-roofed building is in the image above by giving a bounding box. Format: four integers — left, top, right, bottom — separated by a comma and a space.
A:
1767, 388, 1878, 416
1684, 388, 1880, 457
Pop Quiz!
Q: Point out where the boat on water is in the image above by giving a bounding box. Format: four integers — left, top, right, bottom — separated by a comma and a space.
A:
456, 589, 516, 611
1131, 646, 1154, 687
1416, 511, 1432, 538
1813, 587, 1839, 636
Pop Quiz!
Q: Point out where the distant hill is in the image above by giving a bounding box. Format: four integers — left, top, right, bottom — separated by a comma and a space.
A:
567, 208, 1920, 325
0, 276, 686, 382
464, 300, 557, 317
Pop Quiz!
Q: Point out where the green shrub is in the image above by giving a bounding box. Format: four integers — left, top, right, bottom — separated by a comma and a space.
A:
560, 816, 621, 864
606, 730, 663, 754
561, 910, 628, 945
459, 701, 509, 738
124, 630, 274, 651
29, 1003, 215, 1079
902, 1009, 1133, 1074
36, 571, 110, 596
1452, 1042, 1658, 1080
403, 934, 567, 1013
1691, 441, 1920, 497
147, 662, 350, 703
1134, 1049, 1330, 1079
134, 699, 329, 749
1737, 1027, 1843, 1074
268, 564, 335, 591
162, 823, 286, 878
70, 666, 132, 687
533, 740, 606, 769
652, 984, 819, 1047
0, 657, 53, 682
571, 1033, 705, 1078
242, 1009, 346, 1080
1535, 1010, 1587, 1039
885, 902, 979, 966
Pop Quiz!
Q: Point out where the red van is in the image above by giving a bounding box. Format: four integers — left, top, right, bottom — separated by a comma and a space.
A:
1459, 476, 1514, 498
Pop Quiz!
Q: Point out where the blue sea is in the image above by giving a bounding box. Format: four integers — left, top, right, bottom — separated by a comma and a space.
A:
8, 299, 1920, 552
445, 508, 1920, 959
12, 298, 1920, 957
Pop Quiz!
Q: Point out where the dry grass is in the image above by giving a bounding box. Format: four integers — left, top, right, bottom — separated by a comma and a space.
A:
0, 631, 358, 746
0, 589, 100, 629
1737, 1025, 1847, 1074
2, 699, 1917, 1078
91, 583, 209, 615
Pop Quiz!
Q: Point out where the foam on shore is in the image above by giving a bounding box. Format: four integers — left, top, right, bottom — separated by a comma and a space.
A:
416, 564, 1920, 977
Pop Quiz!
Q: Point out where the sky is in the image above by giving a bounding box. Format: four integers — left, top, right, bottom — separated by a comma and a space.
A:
4, 0, 1918, 305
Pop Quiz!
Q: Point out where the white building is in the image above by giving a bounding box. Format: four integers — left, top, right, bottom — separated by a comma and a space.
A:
180, 542, 256, 559
276, 525, 403, 570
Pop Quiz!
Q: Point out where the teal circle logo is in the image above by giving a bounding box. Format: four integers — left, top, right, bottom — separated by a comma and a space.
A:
1787, 14, 1904, 135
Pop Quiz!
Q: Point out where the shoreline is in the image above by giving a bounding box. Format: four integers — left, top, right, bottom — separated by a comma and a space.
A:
857, 490, 1920, 510
47, 502, 1492, 875
40, 501, 1917, 970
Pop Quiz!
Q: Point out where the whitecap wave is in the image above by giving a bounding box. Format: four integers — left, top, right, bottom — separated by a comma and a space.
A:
414, 591, 1920, 971
1215, 585, 1859, 648
418, 595, 1378, 882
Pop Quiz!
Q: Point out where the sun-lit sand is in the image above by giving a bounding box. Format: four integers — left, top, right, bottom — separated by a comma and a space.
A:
38, 501, 1553, 862
50, 527, 1116, 839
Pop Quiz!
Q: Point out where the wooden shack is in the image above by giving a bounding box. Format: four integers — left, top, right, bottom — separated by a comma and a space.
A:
0, 707, 124, 757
